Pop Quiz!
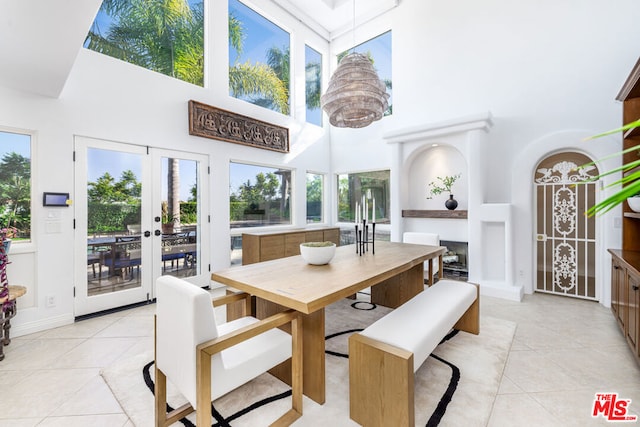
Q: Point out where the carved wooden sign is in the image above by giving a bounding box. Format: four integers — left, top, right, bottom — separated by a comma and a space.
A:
188, 100, 289, 153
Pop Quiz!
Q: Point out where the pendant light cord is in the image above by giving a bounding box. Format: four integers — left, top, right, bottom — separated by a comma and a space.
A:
351, 0, 356, 53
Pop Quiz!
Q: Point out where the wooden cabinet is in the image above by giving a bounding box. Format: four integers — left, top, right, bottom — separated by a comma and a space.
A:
612, 256, 625, 329
242, 227, 340, 265
627, 270, 639, 352
609, 60, 640, 365
609, 250, 640, 364
617, 58, 640, 251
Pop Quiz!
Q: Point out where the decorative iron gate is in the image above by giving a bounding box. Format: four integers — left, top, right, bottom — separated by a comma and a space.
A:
534, 152, 598, 300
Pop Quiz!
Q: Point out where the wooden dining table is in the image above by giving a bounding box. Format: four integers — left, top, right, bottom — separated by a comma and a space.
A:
211, 241, 445, 404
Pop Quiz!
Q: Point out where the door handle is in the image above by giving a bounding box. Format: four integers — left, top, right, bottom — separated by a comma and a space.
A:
154, 230, 162, 236
633, 285, 639, 291
144, 231, 151, 238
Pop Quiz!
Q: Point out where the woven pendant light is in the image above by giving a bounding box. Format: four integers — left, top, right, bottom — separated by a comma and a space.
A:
321, 52, 389, 128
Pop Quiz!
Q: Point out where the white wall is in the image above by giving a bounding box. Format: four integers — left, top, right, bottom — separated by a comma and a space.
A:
329, 0, 640, 304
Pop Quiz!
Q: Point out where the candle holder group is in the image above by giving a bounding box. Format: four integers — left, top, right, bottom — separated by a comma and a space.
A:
355, 194, 376, 256
355, 219, 375, 256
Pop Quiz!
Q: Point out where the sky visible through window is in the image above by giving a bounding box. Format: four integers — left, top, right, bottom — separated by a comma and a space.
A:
87, 0, 203, 44
0, 132, 30, 159
343, 30, 392, 115
305, 45, 322, 126
229, 0, 290, 114
230, 162, 285, 195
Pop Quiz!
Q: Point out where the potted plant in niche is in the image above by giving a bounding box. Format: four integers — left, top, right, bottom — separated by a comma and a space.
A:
427, 173, 461, 210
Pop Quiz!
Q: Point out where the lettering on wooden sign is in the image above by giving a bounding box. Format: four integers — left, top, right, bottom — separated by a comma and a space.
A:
188, 100, 289, 153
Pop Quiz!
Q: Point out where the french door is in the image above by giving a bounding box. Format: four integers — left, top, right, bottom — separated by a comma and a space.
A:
74, 137, 209, 316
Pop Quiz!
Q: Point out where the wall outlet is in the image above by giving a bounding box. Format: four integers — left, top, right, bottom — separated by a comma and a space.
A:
46, 295, 56, 308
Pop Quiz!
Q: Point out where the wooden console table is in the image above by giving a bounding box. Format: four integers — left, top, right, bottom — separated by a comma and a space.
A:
0, 285, 27, 361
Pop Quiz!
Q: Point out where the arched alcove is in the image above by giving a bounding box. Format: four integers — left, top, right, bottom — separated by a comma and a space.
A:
408, 145, 468, 211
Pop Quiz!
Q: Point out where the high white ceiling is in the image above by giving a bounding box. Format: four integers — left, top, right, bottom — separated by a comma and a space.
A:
0, 0, 396, 98
273, 0, 398, 39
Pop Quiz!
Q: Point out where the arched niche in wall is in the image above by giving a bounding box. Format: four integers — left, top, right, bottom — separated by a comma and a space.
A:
407, 144, 468, 211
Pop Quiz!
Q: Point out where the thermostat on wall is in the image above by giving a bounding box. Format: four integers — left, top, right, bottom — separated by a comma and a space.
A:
43, 192, 70, 207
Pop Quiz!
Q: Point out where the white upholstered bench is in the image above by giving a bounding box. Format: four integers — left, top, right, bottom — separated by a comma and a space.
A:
349, 279, 479, 426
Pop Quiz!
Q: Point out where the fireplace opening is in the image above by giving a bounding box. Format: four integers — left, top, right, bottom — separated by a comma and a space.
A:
440, 240, 468, 280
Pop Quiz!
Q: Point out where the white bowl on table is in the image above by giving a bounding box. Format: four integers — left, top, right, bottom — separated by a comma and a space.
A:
300, 242, 336, 265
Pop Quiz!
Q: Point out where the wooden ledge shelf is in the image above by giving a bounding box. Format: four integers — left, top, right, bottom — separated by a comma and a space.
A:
402, 210, 468, 219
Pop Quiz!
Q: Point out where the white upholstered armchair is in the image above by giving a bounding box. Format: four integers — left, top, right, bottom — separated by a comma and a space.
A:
154, 276, 303, 426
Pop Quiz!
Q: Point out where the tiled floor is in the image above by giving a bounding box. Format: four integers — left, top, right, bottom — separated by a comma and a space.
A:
0, 292, 638, 426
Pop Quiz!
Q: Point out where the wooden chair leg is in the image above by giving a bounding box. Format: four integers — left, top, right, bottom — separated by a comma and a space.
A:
196, 349, 213, 427
155, 366, 168, 427
291, 314, 303, 415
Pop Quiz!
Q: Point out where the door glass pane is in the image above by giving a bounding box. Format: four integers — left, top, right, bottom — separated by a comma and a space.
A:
161, 157, 199, 278
87, 148, 143, 296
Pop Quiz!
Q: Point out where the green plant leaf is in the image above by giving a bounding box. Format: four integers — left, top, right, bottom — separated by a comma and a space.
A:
583, 119, 640, 141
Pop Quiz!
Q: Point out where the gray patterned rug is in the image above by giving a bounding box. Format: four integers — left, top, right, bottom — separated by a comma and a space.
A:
101, 297, 515, 426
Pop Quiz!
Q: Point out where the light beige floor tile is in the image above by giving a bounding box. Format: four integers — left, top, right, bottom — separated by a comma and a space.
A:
36, 414, 129, 427
38, 316, 121, 339
93, 315, 154, 338
541, 346, 640, 389
0, 368, 97, 418
509, 337, 533, 351
0, 419, 42, 427
111, 336, 154, 363
122, 303, 156, 317
52, 375, 124, 416
488, 393, 563, 427
503, 350, 582, 393
512, 322, 583, 350
497, 374, 524, 395
0, 338, 84, 371
49, 337, 140, 369
0, 368, 35, 388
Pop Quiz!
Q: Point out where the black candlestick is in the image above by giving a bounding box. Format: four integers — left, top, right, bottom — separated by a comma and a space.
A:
355, 219, 375, 256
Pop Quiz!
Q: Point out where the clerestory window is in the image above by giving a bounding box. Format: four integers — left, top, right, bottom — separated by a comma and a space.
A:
228, 0, 291, 115
84, 0, 205, 86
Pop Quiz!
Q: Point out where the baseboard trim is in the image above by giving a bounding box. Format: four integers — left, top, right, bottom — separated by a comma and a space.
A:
479, 281, 523, 301
10, 313, 75, 338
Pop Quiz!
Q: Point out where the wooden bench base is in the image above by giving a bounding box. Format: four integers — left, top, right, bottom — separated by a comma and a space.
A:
349, 281, 479, 426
